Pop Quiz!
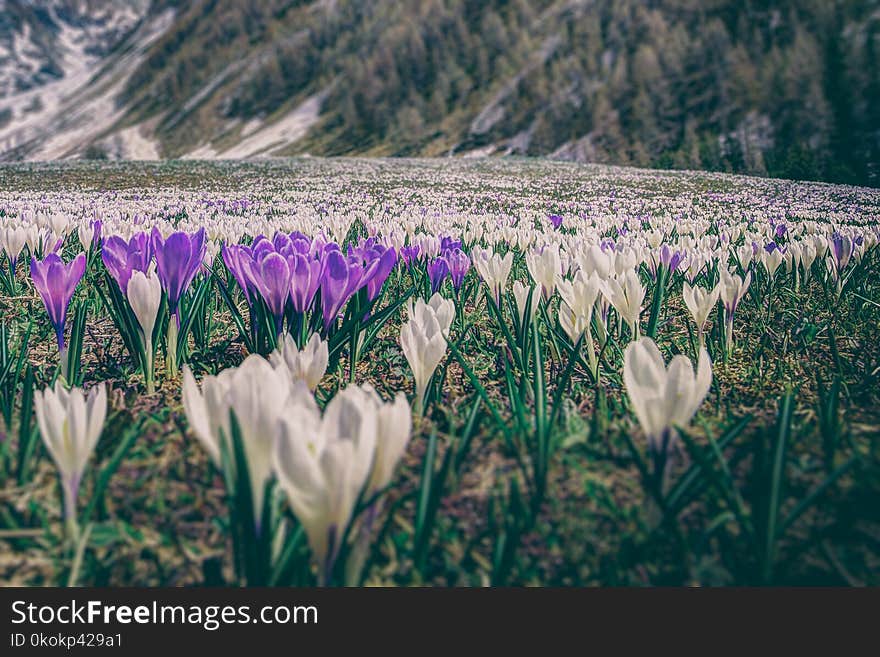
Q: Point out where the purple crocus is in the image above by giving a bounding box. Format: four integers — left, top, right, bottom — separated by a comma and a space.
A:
30, 253, 87, 352
151, 227, 206, 318
320, 249, 371, 331
101, 232, 151, 292
440, 236, 462, 252
659, 245, 684, 272
828, 232, 853, 273
400, 245, 421, 267
250, 252, 291, 329
549, 214, 563, 230
222, 243, 257, 306
289, 251, 323, 313
349, 239, 397, 301
444, 248, 470, 291
428, 256, 449, 294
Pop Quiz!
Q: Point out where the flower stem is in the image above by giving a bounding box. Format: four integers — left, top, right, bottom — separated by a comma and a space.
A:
166, 319, 179, 375
144, 339, 155, 394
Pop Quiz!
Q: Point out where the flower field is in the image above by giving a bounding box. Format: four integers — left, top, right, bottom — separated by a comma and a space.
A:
0, 158, 878, 586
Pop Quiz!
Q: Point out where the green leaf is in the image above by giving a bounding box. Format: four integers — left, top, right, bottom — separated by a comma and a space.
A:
762, 388, 794, 583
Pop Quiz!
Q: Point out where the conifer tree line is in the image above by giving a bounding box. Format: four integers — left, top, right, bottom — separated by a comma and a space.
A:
123, 0, 879, 185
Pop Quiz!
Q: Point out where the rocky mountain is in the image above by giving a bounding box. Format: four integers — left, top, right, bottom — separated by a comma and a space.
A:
1, 0, 878, 186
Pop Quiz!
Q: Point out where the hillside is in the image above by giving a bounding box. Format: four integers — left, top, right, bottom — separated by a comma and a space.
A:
1, 0, 878, 186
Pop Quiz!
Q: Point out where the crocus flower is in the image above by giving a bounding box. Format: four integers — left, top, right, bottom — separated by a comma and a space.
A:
127, 269, 162, 393
427, 256, 449, 294
362, 244, 397, 301
659, 245, 684, 273
827, 232, 853, 280
549, 214, 563, 229
400, 297, 448, 413
735, 243, 753, 270
526, 244, 562, 300
182, 356, 306, 528
77, 220, 102, 254
408, 293, 454, 337
101, 232, 152, 292
576, 244, 612, 279
151, 227, 206, 318
270, 332, 329, 391
444, 248, 470, 291
320, 249, 373, 331
718, 267, 752, 355
682, 282, 720, 347
289, 251, 323, 313
272, 385, 378, 582
361, 387, 412, 497
513, 280, 540, 326
30, 252, 87, 357
222, 243, 257, 306
762, 243, 784, 278
558, 270, 602, 375
623, 337, 711, 456
1, 224, 28, 270
34, 382, 107, 537
601, 268, 645, 340
250, 251, 292, 331
439, 236, 462, 252
400, 245, 421, 267
472, 248, 514, 305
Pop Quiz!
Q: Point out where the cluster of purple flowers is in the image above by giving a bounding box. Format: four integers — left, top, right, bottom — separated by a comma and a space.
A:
427, 236, 471, 295
222, 232, 398, 332
30, 226, 207, 355
103, 228, 206, 322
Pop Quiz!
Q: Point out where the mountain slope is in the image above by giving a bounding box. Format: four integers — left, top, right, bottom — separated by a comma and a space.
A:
1, 0, 878, 186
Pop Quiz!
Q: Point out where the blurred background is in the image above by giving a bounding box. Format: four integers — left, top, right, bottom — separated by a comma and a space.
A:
1, 0, 878, 186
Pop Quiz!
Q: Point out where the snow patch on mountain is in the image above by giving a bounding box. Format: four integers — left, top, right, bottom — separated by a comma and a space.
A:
185, 90, 327, 159
0, 7, 173, 161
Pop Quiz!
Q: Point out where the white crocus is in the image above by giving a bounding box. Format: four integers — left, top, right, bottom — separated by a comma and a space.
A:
270, 332, 329, 391
558, 301, 588, 345
273, 385, 378, 581
181, 355, 306, 526
557, 270, 601, 323
362, 387, 412, 496
76, 223, 94, 253
601, 268, 646, 340
718, 267, 752, 355
735, 243, 753, 271
34, 382, 107, 537
1, 223, 28, 266
425, 293, 455, 337
800, 242, 817, 281
182, 365, 233, 466
127, 269, 162, 393
623, 337, 711, 454
682, 282, 720, 347
472, 248, 514, 304
525, 244, 561, 299
512, 280, 540, 326
400, 299, 447, 413
576, 244, 613, 279
557, 270, 602, 375
762, 247, 784, 278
